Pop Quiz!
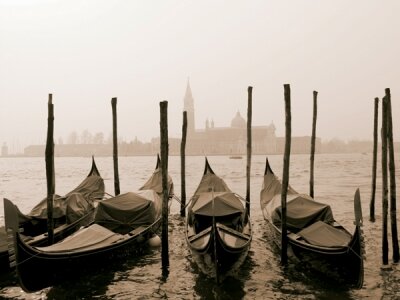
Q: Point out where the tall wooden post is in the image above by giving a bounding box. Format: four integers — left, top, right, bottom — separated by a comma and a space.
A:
369, 97, 379, 222
111, 97, 120, 196
309, 91, 318, 198
45, 94, 55, 245
381, 96, 389, 265
246, 86, 253, 214
180, 111, 187, 217
281, 84, 291, 265
386, 88, 399, 262
160, 101, 169, 269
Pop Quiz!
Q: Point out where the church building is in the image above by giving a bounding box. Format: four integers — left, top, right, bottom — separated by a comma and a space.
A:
181, 80, 278, 155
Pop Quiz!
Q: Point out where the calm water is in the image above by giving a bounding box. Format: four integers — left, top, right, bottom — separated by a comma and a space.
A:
0, 154, 399, 299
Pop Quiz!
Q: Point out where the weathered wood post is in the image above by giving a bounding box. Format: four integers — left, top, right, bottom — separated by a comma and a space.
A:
180, 111, 187, 217
45, 93, 55, 245
281, 84, 291, 265
309, 91, 318, 198
381, 95, 389, 266
111, 97, 120, 196
369, 97, 379, 222
246, 86, 253, 214
386, 88, 399, 262
160, 101, 169, 269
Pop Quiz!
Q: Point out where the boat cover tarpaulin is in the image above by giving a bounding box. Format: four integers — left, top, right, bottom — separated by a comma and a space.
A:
271, 195, 334, 231
65, 193, 95, 224
35, 224, 123, 253
260, 171, 297, 211
27, 174, 104, 220
28, 194, 67, 219
194, 173, 232, 195
261, 171, 334, 232
191, 192, 244, 217
139, 168, 174, 198
66, 175, 105, 200
27, 193, 95, 224
94, 191, 157, 234
297, 221, 351, 247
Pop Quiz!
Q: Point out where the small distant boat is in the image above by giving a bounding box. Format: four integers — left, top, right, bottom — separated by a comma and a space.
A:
4, 155, 173, 292
0, 157, 105, 274
260, 158, 364, 288
229, 156, 243, 159
186, 158, 252, 283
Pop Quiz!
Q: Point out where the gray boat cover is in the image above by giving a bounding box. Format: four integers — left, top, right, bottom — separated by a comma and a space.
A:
66, 175, 105, 200
27, 174, 104, 221
35, 224, 123, 253
94, 191, 158, 234
193, 173, 232, 195
139, 168, 174, 199
297, 221, 351, 247
261, 169, 334, 232
191, 192, 244, 217
65, 193, 95, 224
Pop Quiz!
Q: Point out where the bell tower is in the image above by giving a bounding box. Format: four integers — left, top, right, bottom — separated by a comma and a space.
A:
183, 78, 195, 134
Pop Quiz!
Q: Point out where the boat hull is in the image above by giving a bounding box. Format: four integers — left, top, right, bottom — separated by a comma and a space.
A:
9, 219, 160, 292
265, 218, 364, 288
188, 223, 251, 281
1, 209, 96, 274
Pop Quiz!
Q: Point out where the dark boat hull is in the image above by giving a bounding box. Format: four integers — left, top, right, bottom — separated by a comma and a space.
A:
1, 207, 96, 274
10, 219, 161, 292
265, 219, 364, 288
1, 158, 104, 274
188, 223, 251, 281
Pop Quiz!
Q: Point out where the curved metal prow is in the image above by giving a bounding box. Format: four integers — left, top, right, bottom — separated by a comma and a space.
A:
3, 198, 19, 232
264, 157, 274, 175
353, 188, 365, 289
204, 157, 215, 175
88, 155, 101, 177
354, 188, 363, 227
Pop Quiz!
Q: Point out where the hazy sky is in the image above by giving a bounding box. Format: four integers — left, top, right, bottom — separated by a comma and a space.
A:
1, 0, 399, 153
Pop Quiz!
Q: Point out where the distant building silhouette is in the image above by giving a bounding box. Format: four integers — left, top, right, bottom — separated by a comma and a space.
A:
173, 79, 281, 155
22, 81, 331, 157
183, 78, 195, 135
1, 143, 8, 156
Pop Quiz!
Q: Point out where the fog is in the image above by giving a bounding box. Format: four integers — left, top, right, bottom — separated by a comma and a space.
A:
0, 0, 399, 154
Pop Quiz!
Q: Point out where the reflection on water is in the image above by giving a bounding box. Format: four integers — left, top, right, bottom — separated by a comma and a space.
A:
0, 154, 399, 299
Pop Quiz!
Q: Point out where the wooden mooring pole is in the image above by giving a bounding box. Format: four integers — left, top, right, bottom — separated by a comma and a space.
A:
281, 84, 291, 265
369, 97, 379, 222
246, 86, 253, 214
180, 111, 187, 217
309, 91, 317, 198
386, 88, 399, 262
381, 95, 389, 266
111, 97, 120, 196
160, 101, 169, 269
45, 94, 55, 245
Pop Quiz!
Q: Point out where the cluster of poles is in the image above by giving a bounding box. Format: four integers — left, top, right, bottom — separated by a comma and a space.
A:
43, 84, 395, 273
369, 88, 399, 266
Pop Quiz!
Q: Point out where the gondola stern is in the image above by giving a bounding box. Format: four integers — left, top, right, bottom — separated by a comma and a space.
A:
88, 155, 101, 177
3, 198, 19, 232
3, 198, 20, 279
264, 157, 274, 175
204, 157, 215, 175
350, 188, 365, 290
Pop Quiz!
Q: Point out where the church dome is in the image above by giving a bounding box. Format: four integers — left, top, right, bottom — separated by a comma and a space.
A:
231, 111, 246, 128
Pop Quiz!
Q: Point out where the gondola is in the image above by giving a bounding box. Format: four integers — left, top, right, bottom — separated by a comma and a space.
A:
3, 155, 173, 292
0, 156, 105, 273
186, 158, 252, 283
260, 158, 364, 288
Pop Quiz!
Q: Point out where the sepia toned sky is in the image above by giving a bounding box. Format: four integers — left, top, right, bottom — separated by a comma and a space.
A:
0, 0, 399, 153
